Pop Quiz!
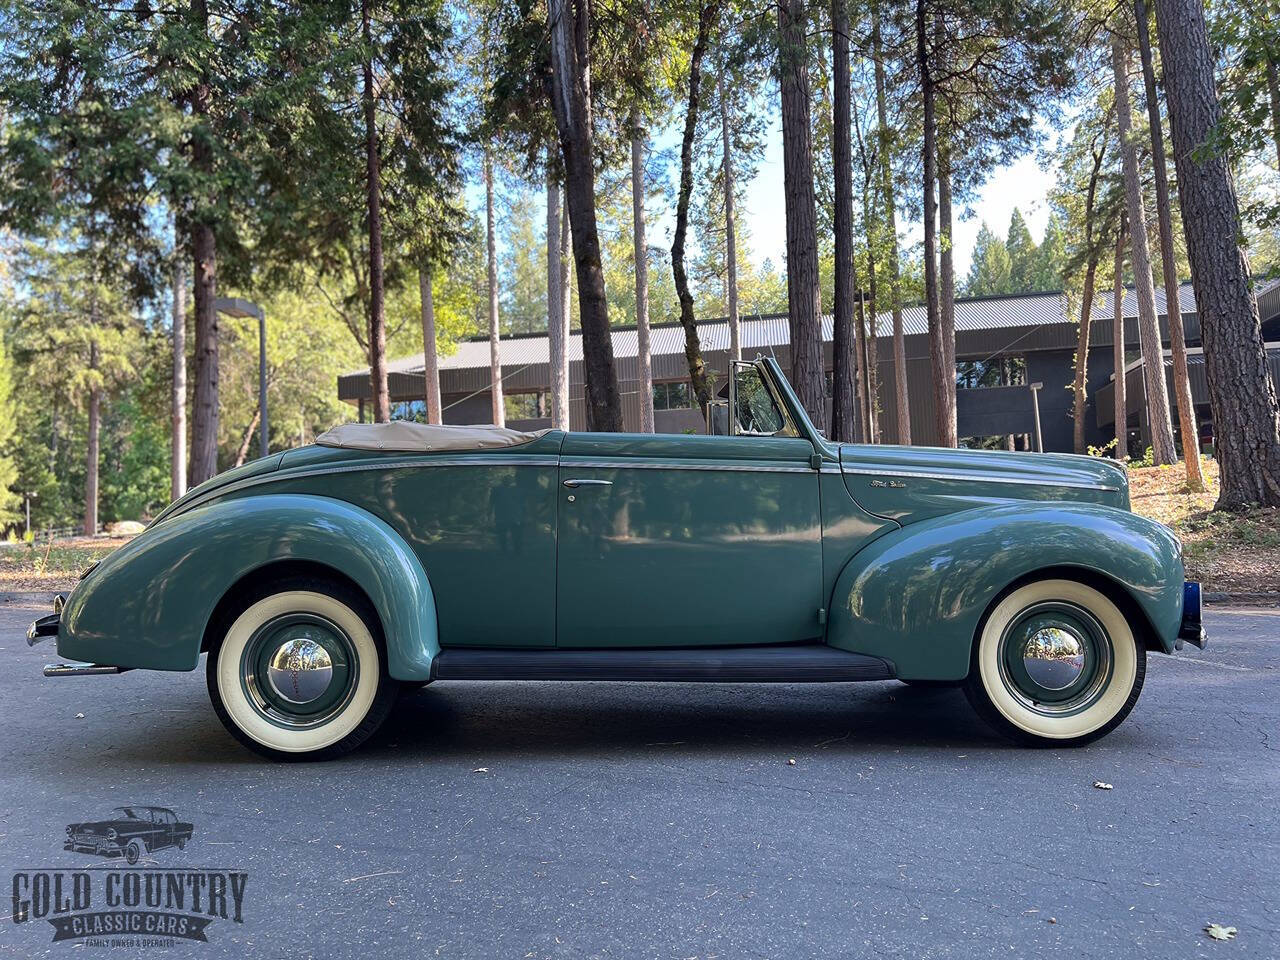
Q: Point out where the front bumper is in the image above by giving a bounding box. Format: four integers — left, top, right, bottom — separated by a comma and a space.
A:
1177, 581, 1207, 650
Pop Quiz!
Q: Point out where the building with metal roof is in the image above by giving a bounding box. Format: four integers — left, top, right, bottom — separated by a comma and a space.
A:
337, 277, 1280, 454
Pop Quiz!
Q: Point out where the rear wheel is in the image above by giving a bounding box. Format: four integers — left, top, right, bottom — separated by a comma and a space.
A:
963, 579, 1145, 746
206, 577, 399, 761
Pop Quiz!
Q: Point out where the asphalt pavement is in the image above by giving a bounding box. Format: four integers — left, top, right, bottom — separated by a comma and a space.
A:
0, 602, 1276, 959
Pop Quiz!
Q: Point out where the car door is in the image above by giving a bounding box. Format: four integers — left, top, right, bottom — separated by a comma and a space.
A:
555, 375, 823, 648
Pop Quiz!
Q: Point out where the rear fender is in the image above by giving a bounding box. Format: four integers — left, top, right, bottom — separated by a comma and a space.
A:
58, 494, 438, 680
825, 502, 1184, 680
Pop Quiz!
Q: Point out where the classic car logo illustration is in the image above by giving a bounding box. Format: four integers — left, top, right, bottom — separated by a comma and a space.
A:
9, 807, 247, 947
65, 806, 194, 865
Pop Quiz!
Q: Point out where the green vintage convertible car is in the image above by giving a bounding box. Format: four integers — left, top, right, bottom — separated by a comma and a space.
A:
30, 358, 1204, 759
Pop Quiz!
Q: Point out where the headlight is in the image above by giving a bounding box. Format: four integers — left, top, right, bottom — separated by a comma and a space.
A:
65, 826, 73, 835
107, 828, 117, 840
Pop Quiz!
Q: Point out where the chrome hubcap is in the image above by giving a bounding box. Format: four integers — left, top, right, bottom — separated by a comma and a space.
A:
998, 600, 1113, 716
240, 612, 358, 729
1022, 627, 1086, 690
266, 638, 334, 704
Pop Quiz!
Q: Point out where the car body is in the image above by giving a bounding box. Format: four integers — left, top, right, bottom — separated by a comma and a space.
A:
31, 358, 1205, 759
64, 806, 193, 864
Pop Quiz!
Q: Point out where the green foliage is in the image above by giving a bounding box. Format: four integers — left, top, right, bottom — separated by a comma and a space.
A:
966, 223, 1014, 296
0, 333, 20, 527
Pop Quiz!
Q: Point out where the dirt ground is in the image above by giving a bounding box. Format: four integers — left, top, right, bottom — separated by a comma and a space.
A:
1127, 458, 1280, 594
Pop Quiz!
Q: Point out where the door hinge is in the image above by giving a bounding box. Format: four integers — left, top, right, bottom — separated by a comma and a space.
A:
810, 453, 823, 470
817, 607, 827, 626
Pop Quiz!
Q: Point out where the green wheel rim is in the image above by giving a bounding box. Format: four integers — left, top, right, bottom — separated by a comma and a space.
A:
240, 612, 359, 730
997, 600, 1113, 717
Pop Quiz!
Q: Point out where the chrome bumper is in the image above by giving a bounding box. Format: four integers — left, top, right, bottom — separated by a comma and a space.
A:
1177, 581, 1207, 650
44, 662, 125, 677
28, 596, 125, 676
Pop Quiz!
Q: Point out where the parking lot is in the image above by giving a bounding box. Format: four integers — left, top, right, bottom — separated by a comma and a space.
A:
1, 602, 1276, 959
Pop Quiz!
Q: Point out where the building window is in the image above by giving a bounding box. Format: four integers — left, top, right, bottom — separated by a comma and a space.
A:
653, 380, 693, 411
956, 356, 1026, 389
504, 392, 545, 421
391, 400, 427, 422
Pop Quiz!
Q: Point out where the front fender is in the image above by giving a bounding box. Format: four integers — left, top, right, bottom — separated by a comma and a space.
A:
58, 494, 438, 680
825, 502, 1184, 681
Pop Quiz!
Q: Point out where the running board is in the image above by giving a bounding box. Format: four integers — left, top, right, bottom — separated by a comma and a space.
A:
430, 645, 894, 683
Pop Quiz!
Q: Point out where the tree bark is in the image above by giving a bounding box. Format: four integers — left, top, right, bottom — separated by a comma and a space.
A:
171, 250, 187, 499
484, 150, 505, 427
85, 337, 99, 537
547, 0, 622, 431
1134, 0, 1204, 489
778, 0, 826, 431
362, 0, 389, 423
187, 0, 218, 486
419, 266, 442, 424
830, 0, 857, 442
872, 0, 909, 444
1112, 33, 1177, 465
718, 65, 741, 363
1071, 139, 1106, 455
1154, 0, 1280, 507
671, 0, 720, 410
917, 0, 946, 447
937, 137, 958, 447
547, 172, 570, 430
631, 124, 655, 432
234, 404, 261, 468
1113, 215, 1128, 459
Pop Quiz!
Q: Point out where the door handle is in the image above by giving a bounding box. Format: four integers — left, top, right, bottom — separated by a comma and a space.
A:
562, 478, 613, 488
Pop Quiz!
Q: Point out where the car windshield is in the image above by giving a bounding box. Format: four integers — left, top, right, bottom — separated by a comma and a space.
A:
111, 807, 144, 820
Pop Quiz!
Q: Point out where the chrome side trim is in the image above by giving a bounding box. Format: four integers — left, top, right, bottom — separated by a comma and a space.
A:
819, 463, 843, 474
559, 458, 814, 474
839, 464, 1121, 492
163, 456, 561, 521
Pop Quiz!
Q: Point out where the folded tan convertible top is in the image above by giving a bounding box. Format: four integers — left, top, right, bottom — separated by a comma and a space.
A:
316, 421, 551, 453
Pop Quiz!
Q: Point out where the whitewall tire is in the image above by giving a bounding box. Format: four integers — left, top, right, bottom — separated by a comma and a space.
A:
206, 578, 399, 760
963, 579, 1146, 746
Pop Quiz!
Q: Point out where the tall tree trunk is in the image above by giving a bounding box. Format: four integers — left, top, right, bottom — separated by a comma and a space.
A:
547, 0, 622, 431
865, 249, 880, 442
547, 170, 570, 430
1267, 54, 1280, 169
1134, 0, 1205, 489
419, 267, 442, 424
187, 0, 219, 486
1071, 139, 1107, 455
718, 65, 741, 363
484, 150, 504, 427
1154, 0, 1280, 507
171, 250, 187, 499
631, 124, 655, 433
84, 337, 99, 537
1112, 33, 1177, 465
234, 405, 261, 468
778, 0, 826, 431
1113, 215, 1128, 459
362, 0, 389, 423
671, 0, 720, 409
872, 0, 909, 444
937, 137, 958, 447
917, 0, 946, 447
830, 0, 856, 442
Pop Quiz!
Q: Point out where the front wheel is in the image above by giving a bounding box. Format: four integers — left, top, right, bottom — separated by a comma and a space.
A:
125, 840, 143, 865
206, 577, 400, 761
963, 579, 1146, 747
